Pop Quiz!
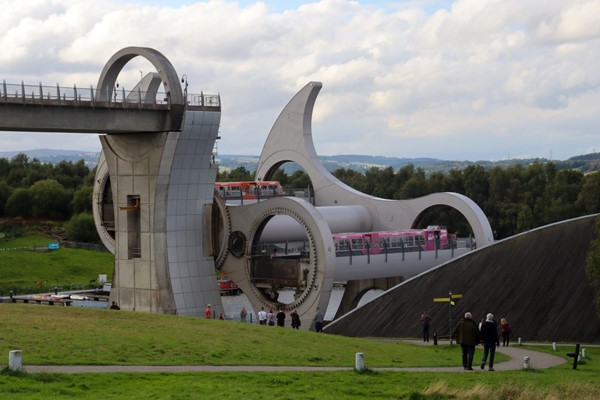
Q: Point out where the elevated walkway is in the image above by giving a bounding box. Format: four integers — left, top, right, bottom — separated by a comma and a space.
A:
0, 81, 219, 133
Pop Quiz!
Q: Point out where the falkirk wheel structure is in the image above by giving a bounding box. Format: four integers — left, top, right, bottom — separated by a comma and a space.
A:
91, 49, 493, 325
0, 46, 494, 325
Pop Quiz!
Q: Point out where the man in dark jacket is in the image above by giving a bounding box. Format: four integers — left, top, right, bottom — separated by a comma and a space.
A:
480, 313, 500, 371
452, 312, 480, 370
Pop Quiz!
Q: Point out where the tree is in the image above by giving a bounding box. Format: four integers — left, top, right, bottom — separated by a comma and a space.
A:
72, 185, 93, 214
65, 213, 100, 242
586, 216, 600, 318
29, 179, 72, 220
5, 188, 32, 218
0, 181, 12, 217
578, 171, 600, 214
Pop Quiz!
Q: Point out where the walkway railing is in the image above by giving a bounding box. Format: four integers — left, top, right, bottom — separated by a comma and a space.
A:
0, 80, 219, 109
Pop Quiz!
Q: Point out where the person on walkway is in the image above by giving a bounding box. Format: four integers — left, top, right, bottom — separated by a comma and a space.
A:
205, 304, 212, 319
110, 301, 120, 310
276, 308, 286, 327
452, 312, 480, 370
258, 307, 267, 325
420, 311, 431, 342
267, 308, 275, 326
480, 313, 500, 371
290, 309, 301, 329
501, 317, 511, 347
240, 307, 247, 323
314, 307, 324, 332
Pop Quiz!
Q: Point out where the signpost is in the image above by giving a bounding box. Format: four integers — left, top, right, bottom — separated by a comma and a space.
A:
433, 291, 462, 342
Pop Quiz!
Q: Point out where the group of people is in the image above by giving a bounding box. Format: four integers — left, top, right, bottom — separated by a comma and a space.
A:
243, 306, 325, 331
205, 304, 326, 331
452, 312, 511, 371
256, 307, 303, 329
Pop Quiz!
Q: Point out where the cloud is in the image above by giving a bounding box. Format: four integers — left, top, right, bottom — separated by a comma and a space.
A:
0, 0, 598, 161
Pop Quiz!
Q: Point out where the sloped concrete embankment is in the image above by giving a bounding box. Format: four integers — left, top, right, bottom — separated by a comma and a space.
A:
326, 215, 600, 343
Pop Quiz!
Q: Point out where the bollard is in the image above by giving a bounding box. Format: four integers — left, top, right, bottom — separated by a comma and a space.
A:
9, 350, 22, 372
518, 337, 522, 345
582, 348, 586, 358
552, 342, 557, 351
355, 352, 365, 372
433, 333, 438, 346
523, 356, 530, 370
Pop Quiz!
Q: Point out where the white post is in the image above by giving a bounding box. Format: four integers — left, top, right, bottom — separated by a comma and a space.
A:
582, 348, 586, 358
355, 352, 365, 372
518, 337, 522, 345
552, 342, 557, 351
523, 356, 530, 370
9, 350, 22, 372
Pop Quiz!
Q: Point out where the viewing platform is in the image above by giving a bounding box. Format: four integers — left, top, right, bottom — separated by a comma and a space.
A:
0, 80, 220, 134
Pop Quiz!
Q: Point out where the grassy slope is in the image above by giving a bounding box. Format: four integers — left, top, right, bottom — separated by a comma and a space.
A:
0, 235, 113, 294
0, 305, 597, 399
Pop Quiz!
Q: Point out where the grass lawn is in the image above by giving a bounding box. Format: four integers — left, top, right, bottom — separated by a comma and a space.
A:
0, 234, 113, 295
0, 305, 598, 399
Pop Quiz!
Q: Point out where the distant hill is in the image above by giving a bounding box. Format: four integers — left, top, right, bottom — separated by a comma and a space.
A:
217, 153, 600, 174
2, 149, 600, 174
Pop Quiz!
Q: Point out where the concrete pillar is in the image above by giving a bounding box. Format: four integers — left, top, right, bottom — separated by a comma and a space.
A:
9, 350, 22, 371
552, 342, 557, 351
355, 352, 365, 372
523, 356, 530, 370
518, 337, 522, 345
582, 348, 586, 358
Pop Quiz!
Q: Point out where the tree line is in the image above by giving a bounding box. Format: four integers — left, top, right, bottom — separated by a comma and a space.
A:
218, 161, 600, 239
1, 154, 599, 241
0, 154, 96, 241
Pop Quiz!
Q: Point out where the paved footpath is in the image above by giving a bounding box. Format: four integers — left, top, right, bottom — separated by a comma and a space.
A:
19, 343, 566, 374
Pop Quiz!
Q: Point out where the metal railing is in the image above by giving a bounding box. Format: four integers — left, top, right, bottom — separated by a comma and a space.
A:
0, 80, 219, 109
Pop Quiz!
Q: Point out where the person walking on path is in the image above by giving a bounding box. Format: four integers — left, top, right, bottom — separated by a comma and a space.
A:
501, 317, 511, 347
258, 307, 267, 325
452, 312, 480, 370
480, 313, 500, 371
240, 307, 247, 323
205, 304, 212, 319
276, 308, 286, 327
290, 309, 301, 329
420, 311, 431, 342
314, 307, 324, 332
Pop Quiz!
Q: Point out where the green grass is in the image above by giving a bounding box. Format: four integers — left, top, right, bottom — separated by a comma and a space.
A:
0, 305, 598, 399
1, 235, 599, 399
0, 234, 113, 295
0, 304, 471, 367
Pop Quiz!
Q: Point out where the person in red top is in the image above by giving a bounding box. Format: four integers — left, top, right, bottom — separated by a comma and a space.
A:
501, 317, 511, 346
205, 304, 212, 319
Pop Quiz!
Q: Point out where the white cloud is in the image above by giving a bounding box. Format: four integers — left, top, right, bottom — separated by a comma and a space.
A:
0, 0, 599, 161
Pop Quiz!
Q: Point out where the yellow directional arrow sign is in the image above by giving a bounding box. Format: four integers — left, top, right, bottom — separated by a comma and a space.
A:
433, 297, 450, 302
451, 294, 463, 299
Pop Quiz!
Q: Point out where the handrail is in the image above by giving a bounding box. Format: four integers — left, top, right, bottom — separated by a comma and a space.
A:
0, 80, 219, 108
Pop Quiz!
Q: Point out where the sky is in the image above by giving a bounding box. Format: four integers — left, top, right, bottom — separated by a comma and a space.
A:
0, 0, 599, 161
